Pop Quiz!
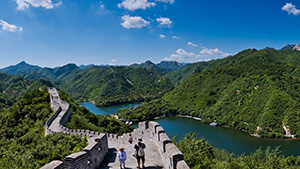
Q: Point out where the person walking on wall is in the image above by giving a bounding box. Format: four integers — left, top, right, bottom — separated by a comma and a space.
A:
134, 138, 146, 169
128, 134, 133, 144
118, 146, 127, 169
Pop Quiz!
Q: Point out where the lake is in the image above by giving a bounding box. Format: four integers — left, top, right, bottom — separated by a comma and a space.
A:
80, 102, 142, 115
81, 102, 300, 156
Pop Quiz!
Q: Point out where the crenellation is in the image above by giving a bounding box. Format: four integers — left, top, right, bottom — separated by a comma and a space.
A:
43, 88, 189, 169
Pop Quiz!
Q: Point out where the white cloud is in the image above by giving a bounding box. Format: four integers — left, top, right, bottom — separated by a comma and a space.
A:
172, 36, 180, 39
156, 17, 172, 28
0, 20, 22, 32
111, 59, 117, 62
188, 41, 197, 47
164, 47, 230, 63
15, 0, 62, 10
121, 15, 150, 29
118, 0, 156, 11
159, 34, 166, 39
155, 0, 174, 4
164, 48, 197, 62
282, 3, 300, 16
199, 47, 229, 58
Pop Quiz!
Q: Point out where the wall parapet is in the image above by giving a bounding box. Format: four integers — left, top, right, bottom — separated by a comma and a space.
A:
42, 87, 108, 169
138, 121, 190, 169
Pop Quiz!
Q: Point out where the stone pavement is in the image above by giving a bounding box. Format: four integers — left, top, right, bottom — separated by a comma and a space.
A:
99, 131, 165, 169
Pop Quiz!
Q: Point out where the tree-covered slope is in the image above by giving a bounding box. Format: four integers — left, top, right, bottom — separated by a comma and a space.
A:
118, 49, 300, 137
166, 61, 211, 86
0, 88, 86, 168
56, 66, 174, 107
0, 73, 31, 107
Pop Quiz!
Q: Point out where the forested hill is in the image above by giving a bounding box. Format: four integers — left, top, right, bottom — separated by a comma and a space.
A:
118, 49, 300, 138
0, 73, 53, 108
1, 61, 80, 81
56, 66, 174, 107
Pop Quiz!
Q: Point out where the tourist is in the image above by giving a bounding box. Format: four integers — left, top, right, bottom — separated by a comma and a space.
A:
134, 138, 146, 169
118, 146, 127, 169
128, 134, 133, 144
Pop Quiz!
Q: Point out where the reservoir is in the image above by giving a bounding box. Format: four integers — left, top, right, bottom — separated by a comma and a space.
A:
81, 102, 300, 156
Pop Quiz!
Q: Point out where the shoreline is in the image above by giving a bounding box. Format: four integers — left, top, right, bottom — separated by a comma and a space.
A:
154, 114, 299, 140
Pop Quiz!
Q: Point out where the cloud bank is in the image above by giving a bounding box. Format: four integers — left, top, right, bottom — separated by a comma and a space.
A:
15, 0, 62, 10
118, 0, 156, 11
164, 47, 230, 63
282, 3, 300, 16
0, 20, 22, 32
121, 15, 150, 28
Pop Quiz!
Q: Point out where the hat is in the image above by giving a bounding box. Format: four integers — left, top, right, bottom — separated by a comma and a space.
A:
138, 138, 142, 142
119, 146, 124, 150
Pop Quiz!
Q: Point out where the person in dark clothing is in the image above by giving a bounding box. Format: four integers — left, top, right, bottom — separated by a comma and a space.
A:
134, 138, 146, 169
128, 134, 133, 144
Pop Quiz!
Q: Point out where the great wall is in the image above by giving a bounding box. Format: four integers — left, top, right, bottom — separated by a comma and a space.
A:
41, 87, 189, 169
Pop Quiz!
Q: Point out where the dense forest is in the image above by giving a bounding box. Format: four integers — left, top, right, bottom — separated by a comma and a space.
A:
117, 49, 300, 138
1, 62, 175, 107
0, 87, 87, 168
55, 66, 174, 107
174, 133, 300, 169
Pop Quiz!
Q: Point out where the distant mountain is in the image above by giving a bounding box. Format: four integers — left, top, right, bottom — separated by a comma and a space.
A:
79, 64, 95, 69
130, 60, 169, 75
79, 64, 110, 69
281, 44, 296, 50
2, 61, 41, 75
1, 62, 80, 81
293, 44, 300, 51
157, 61, 185, 72
265, 47, 275, 50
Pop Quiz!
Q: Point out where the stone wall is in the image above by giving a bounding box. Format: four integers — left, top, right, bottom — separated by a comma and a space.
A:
41, 134, 108, 169
42, 87, 189, 169
42, 87, 109, 169
138, 121, 190, 169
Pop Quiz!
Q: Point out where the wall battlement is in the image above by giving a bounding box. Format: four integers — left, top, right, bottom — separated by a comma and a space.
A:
42, 87, 189, 169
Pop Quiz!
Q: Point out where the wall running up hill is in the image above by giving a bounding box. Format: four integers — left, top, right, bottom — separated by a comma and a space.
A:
42, 87, 189, 169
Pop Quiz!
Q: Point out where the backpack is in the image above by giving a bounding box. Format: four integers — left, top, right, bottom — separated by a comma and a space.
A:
137, 144, 145, 156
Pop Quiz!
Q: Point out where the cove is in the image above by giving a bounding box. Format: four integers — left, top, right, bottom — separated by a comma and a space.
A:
80, 102, 142, 115
81, 102, 300, 156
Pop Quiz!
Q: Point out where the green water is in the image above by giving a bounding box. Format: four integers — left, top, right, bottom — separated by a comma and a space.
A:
82, 102, 300, 156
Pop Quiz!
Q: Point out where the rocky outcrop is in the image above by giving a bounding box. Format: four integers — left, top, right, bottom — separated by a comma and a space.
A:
293, 44, 300, 51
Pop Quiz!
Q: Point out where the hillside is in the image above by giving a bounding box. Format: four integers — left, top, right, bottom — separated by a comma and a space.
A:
118, 49, 300, 138
0, 73, 31, 107
56, 66, 174, 107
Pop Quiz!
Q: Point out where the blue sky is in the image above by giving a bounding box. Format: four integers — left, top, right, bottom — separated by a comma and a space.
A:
0, 0, 299, 68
